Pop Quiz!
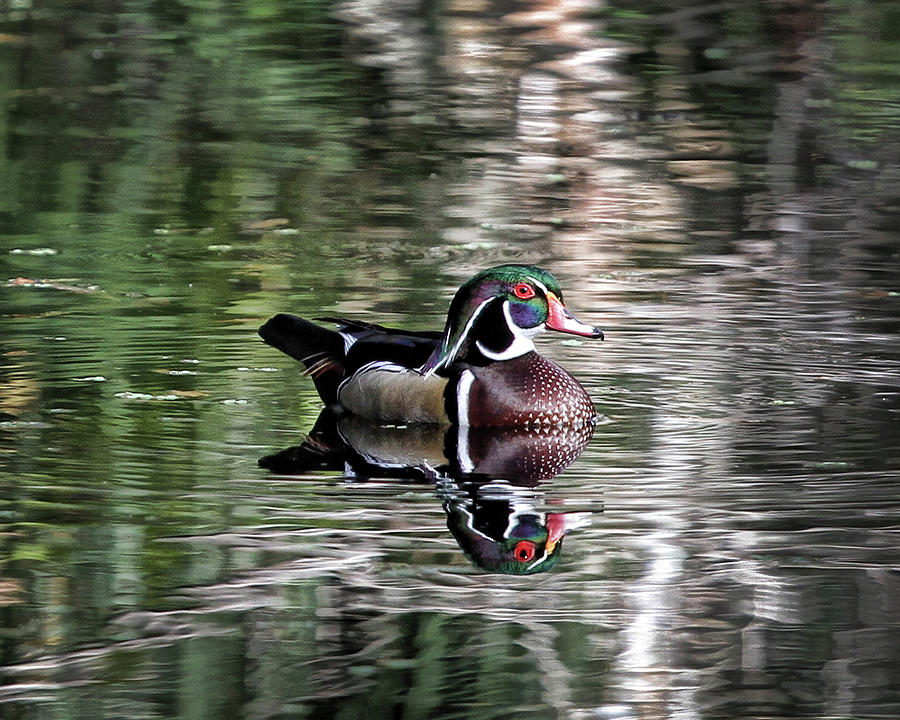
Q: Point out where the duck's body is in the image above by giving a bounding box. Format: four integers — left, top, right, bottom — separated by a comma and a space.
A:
259, 265, 603, 427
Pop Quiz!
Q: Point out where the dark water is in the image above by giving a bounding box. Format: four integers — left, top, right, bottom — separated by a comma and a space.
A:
2, 1, 899, 718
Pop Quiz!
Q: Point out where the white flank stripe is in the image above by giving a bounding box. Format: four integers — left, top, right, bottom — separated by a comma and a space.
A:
456, 370, 476, 472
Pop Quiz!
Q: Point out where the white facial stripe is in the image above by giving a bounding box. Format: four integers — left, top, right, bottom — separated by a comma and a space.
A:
424, 297, 494, 376
528, 276, 549, 295
459, 503, 493, 541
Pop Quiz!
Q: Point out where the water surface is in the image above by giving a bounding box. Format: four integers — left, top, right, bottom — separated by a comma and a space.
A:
1, 1, 899, 718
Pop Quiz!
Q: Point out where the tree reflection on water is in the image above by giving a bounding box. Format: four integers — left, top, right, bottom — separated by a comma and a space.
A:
1, 0, 899, 718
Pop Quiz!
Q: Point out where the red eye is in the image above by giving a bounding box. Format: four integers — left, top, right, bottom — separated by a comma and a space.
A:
513, 540, 536, 562
513, 283, 535, 300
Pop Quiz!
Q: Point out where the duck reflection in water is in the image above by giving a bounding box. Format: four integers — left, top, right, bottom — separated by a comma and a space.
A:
259, 265, 604, 573
259, 411, 597, 574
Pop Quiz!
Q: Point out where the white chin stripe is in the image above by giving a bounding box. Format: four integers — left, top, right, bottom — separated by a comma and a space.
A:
476, 336, 534, 360
474, 301, 536, 360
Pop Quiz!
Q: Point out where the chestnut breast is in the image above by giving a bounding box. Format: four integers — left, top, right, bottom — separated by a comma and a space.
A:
460, 352, 596, 427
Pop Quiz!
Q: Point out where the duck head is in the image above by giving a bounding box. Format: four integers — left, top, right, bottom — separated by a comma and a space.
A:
422, 264, 603, 374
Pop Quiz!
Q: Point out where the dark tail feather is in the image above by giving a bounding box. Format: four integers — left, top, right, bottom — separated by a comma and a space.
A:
258, 314, 346, 404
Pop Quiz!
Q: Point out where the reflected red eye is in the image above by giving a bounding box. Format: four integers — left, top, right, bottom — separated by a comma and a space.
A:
513, 283, 535, 300
513, 540, 536, 562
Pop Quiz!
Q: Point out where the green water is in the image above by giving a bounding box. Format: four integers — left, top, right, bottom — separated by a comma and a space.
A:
2, 1, 900, 718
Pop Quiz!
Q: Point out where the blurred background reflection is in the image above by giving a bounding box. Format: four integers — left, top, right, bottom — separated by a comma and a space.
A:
1, 1, 899, 718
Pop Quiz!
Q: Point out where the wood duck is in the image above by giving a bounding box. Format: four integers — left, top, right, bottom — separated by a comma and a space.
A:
258, 264, 603, 427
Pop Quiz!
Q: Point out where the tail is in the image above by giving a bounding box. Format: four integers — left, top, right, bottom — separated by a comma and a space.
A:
258, 409, 346, 474
258, 314, 346, 405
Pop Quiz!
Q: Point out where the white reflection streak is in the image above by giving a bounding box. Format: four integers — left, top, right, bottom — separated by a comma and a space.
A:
619, 525, 684, 671
516, 72, 561, 155
611, 413, 713, 719
615, 523, 701, 720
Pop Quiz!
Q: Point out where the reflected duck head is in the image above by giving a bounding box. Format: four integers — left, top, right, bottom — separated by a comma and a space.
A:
442, 483, 573, 574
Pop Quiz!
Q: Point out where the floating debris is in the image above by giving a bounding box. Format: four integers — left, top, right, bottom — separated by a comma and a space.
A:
6, 277, 101, 293
241, 218, 291, 234
10, 248, 57, 256
115, 390, 206, 401
116, 390, 178, 401
115, 392, 158, 401
0, 420, 53, 429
